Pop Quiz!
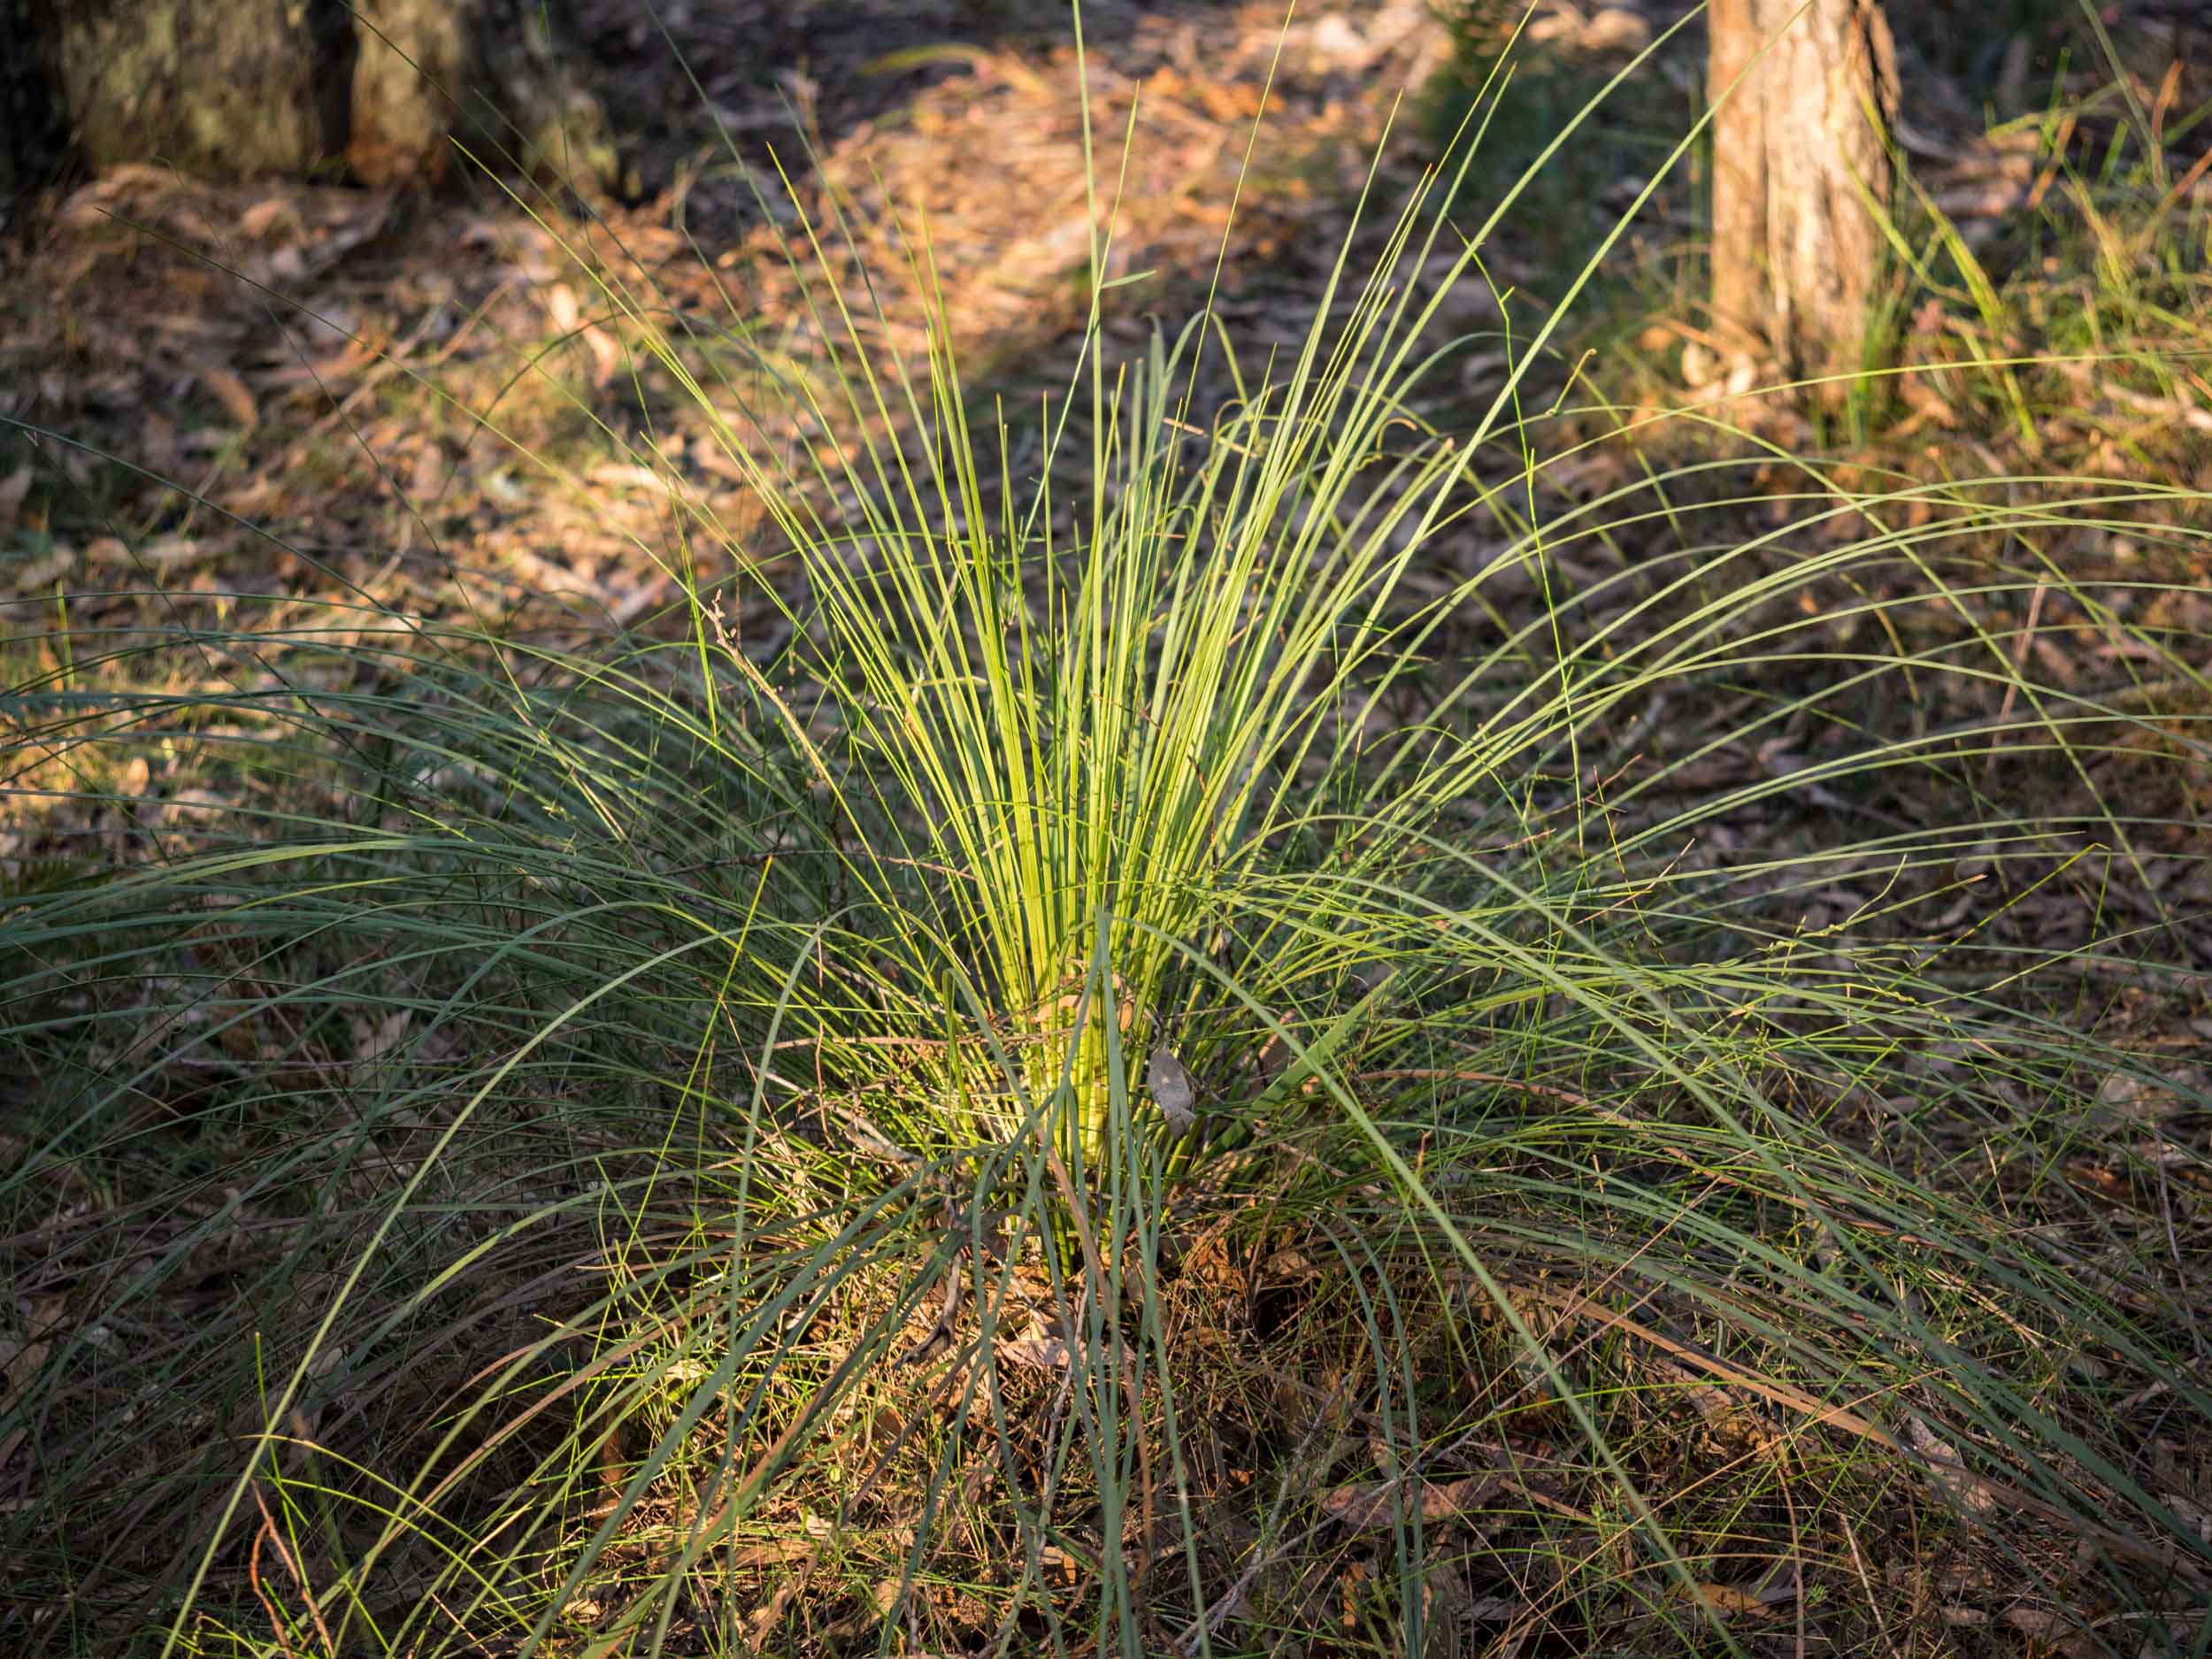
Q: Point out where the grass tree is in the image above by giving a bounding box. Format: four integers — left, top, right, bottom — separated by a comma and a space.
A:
2, 7, 2208, 1655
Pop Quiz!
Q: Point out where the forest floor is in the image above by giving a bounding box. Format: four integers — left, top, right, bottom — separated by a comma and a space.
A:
8, 0, 2209, 1030
4, 0, 2208, 868
4, 1, 2212, 1655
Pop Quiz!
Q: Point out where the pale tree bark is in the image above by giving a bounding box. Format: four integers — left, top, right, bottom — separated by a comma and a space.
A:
1708, 0, 1899, 389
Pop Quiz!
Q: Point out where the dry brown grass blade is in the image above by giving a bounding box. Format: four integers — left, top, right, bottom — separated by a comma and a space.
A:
1043, 1142, 1158, 1587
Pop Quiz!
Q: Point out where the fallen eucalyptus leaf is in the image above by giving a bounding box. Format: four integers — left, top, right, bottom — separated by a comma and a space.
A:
1148, 1042, 1198, 1133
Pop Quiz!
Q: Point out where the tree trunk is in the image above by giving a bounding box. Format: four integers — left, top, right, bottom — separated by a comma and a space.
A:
11, 0, 617, 199
1, 0, 71, 205
57, 0, 356, 180
347, 0, 619, 193
1708, 0, 1899, 388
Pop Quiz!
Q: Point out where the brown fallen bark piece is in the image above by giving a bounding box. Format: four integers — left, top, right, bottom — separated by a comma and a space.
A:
1318, 1471, 1507, 1531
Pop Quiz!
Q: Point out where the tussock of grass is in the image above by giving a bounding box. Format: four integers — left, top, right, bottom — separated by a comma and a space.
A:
4, 8, 2211, 1657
